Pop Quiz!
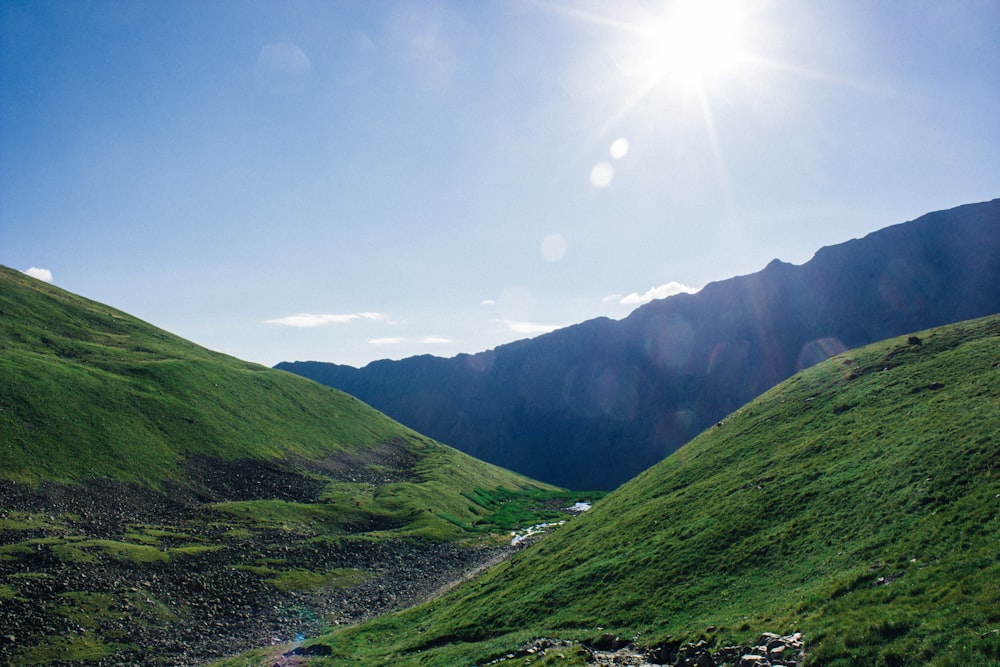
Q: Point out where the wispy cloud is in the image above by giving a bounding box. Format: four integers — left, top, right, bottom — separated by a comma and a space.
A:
420, 336, 453, 344
23, 267, 53, 283
501, 319, 562, 335
616, 281, 699, 306
369, 336, 453, 346
369, 337, 407, 345
265, 312, 387, 327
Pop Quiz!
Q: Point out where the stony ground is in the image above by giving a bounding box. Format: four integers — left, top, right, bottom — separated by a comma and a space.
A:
0, 468, 511, 666
486, 632, 806, 667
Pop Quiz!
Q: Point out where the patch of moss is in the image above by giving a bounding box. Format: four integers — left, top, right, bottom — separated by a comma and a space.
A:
267, 568, 369, 592
124, 589, 179, 625
15, 631, 125, 663
0, 541, 35, 562
232, 564, 278, 577
53, 592, 121, 628
0, 511, 69, 531
84, 539, 169, 563
0, 583, 24, 601
167, 544, 223, 557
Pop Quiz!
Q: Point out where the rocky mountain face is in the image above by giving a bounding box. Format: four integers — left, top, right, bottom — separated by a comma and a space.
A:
278, 199, 1000, 490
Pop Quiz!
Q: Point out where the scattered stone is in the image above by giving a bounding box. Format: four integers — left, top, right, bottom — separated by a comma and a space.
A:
0, 474, 512, 667
491, 631, 810, 667
285, 643, 333, 656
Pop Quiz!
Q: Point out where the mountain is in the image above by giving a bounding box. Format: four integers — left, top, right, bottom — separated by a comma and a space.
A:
278, 199, 1000, 490
0, 266, 584, 666
229, 313, 1000, 667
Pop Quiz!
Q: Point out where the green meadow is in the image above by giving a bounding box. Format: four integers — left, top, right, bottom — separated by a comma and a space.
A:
0, 266, 594, 664
215, 314, 1000, 666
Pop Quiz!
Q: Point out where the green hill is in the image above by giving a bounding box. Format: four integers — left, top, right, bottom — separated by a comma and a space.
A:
231, 314, 1000, 666
0, 266, 587, 665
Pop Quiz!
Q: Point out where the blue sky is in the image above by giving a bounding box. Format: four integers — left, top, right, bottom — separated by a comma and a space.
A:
2, 0, 998, 368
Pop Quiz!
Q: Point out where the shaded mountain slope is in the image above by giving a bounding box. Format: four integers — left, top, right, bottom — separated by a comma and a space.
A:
278, 199, 1000, 490
0, 267, 581, 665
233, 313, 1000, 667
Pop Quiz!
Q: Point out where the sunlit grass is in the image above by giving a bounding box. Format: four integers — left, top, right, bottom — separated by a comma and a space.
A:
218, 315, 1000, 666
0, 265, 596, 664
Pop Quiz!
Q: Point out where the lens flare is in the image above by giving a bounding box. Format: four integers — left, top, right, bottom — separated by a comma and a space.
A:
590, 162, 614, 188
609, 137, 630, 159
540, 233, 568, 262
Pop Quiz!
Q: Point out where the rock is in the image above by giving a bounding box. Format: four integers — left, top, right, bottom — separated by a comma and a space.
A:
285, 643, 333, 656
593, 632, 629, 651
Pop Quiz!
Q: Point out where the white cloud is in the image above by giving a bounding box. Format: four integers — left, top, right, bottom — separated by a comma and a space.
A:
480, 299, 496, 306
23, 267, 54, 283
369, 336, 453, 346
501, 319, 562, 335
420, 336, 453, 344
618, 281, 700, 305
369, 337, 407, 346
266, 312, 387, 327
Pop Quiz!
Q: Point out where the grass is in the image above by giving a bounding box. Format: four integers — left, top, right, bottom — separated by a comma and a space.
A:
267, 568, 369, 592
211, 314, 1000, 666
0, 266, 530, 492
53, 592, 122, 628
0, 268, 564, 541
14, 632, 125, 664
0, 584, 21, 600
0, 266, 595, 664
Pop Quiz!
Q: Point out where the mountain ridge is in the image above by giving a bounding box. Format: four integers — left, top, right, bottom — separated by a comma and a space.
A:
278, 198, 1000, 489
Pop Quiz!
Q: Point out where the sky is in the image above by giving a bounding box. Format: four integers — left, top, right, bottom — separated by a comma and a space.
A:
2, 0, 998, 368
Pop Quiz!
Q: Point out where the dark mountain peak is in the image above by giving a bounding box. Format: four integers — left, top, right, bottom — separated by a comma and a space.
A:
764, 257, 796, 271
279, 199, 1000, 489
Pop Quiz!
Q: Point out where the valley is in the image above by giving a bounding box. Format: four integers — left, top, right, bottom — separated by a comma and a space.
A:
0, 266, 592, 665
1, 200, 998, 666
219, 313, 1000, 666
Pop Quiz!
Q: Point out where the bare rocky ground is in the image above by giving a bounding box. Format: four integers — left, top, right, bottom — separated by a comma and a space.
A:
0, 464, 510, 666
487, 632, 805, 667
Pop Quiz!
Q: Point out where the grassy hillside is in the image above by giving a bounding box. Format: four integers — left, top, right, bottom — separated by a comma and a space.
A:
227, 314, 1000, 666
0, 266, 590, 665
0, 265, 564, 530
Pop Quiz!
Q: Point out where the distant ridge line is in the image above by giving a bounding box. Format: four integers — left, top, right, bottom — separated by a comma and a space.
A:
278, 198, 1000, 489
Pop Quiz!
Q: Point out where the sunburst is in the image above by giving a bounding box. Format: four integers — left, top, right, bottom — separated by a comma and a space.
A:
631, 0, 750, 91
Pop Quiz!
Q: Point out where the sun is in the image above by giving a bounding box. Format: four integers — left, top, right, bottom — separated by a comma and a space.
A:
545, 0, 769, 195
634, 0, 749, 90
